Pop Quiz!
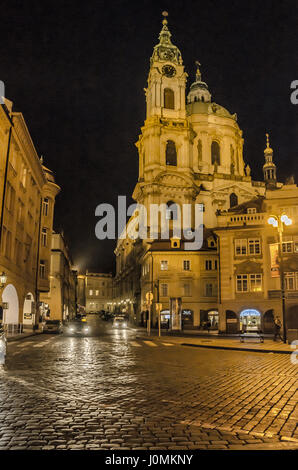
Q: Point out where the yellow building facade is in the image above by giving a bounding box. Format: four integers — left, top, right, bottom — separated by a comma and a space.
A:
0, 99, 60, 330
40, 232, 77, 322
215, 177, 298, 336
85, 272, 113, 313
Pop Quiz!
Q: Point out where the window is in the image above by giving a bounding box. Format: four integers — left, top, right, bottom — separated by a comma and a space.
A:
41, 228, 47, 247
183, 260, 190, 271
247, 207, 257, 214
5, 183, 15, 212
285, 272, 295, 290
89, 289, 93, 296
282, 241, 293, 253
21, 165, 27, 188
95, 290, 99, 296
211, 141, 220, 165
214, 260, 218, 270
161, 283, 168, 297
5, 230, 12, 259
230, 193, 238, 208
160, 260, 168, 271
197, 139, 202, 163
235, 239, 247, 255
250, 274, 262, 292
205, 283, 213, 297
183, 283, 191, 296
166, 140, 177, 166
42, 197, 49, 216
205, 260, 212, 270
164, 88, 174, 109
39, 260, 45, 279
166, 201, 179, 220
15, 239, 22, 266
236, 274, 248, 292
248, 238, 261, 255
17, 200, 25, 225
236, 274, 262, 293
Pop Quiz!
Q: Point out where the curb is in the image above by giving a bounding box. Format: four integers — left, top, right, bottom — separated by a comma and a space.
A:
135, 335, 292, 355
181, 342, 292, 355
7, 332, 42, 343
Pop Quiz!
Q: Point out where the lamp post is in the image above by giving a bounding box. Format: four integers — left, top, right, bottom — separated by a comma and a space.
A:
268, 214, 292, 343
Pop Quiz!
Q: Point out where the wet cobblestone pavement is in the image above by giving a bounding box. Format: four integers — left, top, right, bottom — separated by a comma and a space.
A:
0, 316, 297, 450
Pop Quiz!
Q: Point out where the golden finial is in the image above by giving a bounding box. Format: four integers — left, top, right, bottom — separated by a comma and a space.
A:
266, 132, 270, 148
195, 60, 202, 81
162, 10, 168, 25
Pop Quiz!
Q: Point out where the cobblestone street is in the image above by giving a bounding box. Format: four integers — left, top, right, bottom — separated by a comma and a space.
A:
0, 316, 297, 450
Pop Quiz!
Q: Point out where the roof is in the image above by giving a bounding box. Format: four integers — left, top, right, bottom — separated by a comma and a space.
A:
186, 101, 236, 120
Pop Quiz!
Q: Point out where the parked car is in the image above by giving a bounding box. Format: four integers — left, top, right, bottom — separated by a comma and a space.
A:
64, 319, 90, 336
42, 320, 63, 334
112, 316, 128, 329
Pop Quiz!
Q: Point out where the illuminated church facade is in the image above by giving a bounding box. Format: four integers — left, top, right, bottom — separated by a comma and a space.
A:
113, 14, 297, 336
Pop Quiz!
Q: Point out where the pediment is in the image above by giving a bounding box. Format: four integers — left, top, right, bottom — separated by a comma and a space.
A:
211, 183, 257, 198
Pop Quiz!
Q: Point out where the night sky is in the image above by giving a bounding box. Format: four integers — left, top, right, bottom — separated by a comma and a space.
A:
1, 0, 297, 273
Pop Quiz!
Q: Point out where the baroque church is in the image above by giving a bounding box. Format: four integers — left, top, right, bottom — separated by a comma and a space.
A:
132, 13, 269, 228
113, 13, 288, 331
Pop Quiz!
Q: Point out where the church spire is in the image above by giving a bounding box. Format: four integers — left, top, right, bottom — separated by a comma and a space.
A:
263, 132, 277, 188
150, 12, 183, 65
187, 61, 211, 104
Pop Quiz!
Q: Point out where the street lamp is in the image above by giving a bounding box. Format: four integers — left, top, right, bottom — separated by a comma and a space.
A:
0, 272, 7, 288
268, 214, 292, 343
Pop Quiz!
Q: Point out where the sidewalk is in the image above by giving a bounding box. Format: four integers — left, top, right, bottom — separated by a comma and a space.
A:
6, 330, 42, 343
134, 328, 295, 354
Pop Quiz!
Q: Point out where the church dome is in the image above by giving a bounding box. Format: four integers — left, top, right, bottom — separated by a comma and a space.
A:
186, 101, 236, 120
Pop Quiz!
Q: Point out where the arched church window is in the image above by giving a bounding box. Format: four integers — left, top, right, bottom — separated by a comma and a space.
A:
166, 140, 177, 166
201, 96, 205, 102
197, 139, 202, 163
164, 88, 174, 109
230, 193, 238, 208
166, 201, 178, 220
211, 141, 220, 165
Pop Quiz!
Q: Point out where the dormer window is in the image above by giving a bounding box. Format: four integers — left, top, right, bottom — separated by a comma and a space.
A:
247, 208, 257, 214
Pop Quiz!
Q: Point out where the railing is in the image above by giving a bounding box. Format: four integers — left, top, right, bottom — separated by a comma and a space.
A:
217, 213, 265, 227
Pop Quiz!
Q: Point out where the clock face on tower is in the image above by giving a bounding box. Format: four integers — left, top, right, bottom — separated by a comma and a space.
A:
162, 65, 176, 78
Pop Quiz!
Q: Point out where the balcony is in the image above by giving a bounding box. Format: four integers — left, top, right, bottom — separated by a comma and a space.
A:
217, 213, 265, 227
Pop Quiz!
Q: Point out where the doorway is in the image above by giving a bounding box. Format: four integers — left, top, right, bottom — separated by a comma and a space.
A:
240, 309, 261, 331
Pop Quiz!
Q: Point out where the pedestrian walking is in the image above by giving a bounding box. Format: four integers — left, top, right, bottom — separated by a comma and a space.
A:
206, 320, 211, 333
273, 317, 282, 341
